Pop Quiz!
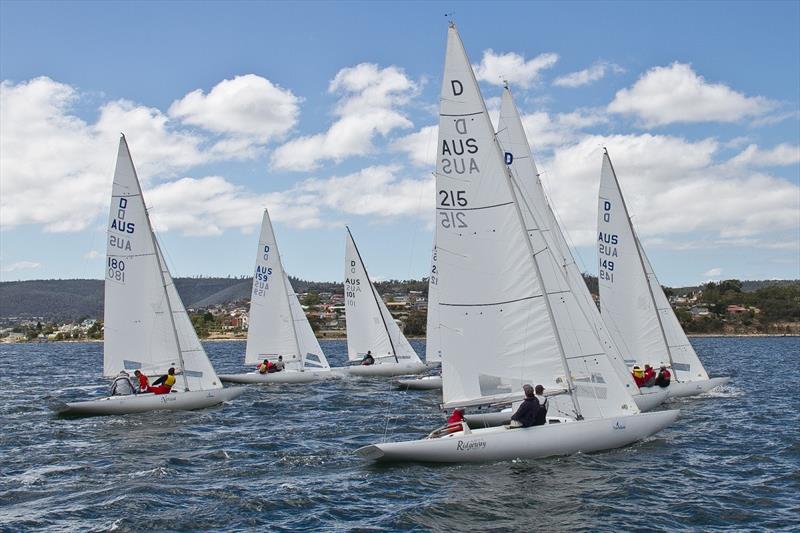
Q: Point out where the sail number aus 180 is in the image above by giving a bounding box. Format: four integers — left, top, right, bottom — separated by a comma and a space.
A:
107, 257, 125, 282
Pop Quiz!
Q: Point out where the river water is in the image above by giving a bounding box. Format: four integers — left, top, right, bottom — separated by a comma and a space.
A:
1, 337, 798, 531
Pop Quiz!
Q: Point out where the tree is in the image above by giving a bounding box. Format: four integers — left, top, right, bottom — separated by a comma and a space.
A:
302, 291, 321, 307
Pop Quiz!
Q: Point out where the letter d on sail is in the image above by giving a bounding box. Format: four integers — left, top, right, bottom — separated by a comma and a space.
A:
455, 118, 467, 135
451, 79, 463, 96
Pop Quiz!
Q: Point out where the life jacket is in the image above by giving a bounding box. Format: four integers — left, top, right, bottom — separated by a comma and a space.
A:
258, 363, 269, 374
446, 411, 464, 433
137, 374, 149, 390
165, 374, 176, 387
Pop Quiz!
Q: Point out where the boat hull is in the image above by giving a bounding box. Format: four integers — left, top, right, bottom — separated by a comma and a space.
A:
356, 409, 679, 463
218, 369, 333, 384
396, 375, 442, 390
343, 361, 426, 377
54, 387, 246, 416
667, 377, 730, 398
632, 387, 670, 411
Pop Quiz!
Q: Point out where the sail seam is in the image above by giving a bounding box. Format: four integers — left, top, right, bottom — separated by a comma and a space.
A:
440, 294, 539, 307
439, 111, 483, 117
437, 201, 513, 211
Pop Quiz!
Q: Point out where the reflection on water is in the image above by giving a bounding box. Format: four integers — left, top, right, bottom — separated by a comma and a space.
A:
1, 337, 798, 530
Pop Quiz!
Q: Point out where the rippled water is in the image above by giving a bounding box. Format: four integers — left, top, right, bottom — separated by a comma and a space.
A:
1, 337, 798, 531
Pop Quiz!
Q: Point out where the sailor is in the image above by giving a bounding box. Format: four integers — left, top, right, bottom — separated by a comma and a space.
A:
655, 364, 672, 388
642, 364, 657, 387
533, 384, 548, 426
273, 356, 285, 372
509, 384, 540, 428
258, 359, 271, 374
631, 365, 646, 387
446, 407, 465, 433
149, 367, 177, 395
134, 369, 150, 393
361, 351, 375, 366
109, 370, 135, 396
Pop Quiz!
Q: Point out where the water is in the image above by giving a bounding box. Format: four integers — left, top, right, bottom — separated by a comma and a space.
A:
1, 337, 798, 532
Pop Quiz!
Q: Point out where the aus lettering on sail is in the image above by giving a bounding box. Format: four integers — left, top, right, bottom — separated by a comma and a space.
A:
345, 260, 362, 307
252, 243, 273, 297
107, 197, 136, 283
598, 199, 619, 283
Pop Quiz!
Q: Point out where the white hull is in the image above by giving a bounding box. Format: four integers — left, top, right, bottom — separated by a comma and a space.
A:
667, 377, 730, 398
396, 375, 442, 390
343, 361, 426, 377
632, 387, 670, 411
356, 409, 679, 463
54, 387, 245, 416
219, 369, 333, 384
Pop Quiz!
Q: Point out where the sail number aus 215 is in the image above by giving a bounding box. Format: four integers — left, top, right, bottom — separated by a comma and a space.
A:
439, 190, 468, 228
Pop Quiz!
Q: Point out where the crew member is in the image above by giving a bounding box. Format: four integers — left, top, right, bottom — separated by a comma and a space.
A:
509, 384, 540, 428
134, 369, 150, 393
655, 364, 672, 388
533, 384, 548, 426
631, 365, 646, 387
642, 364, 657, 387
361, 351, 375, 366
258, 359, 271, 374
274, 355, 285, 372
149, 367, 177, 395
446, 407, 466, 433
110, 371, 135, 396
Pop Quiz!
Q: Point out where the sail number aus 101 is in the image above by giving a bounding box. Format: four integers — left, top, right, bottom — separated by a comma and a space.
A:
439, 190, 468, 228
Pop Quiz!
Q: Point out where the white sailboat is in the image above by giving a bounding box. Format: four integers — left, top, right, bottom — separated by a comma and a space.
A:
397, 243, 444, 389
597, 150, 730, 398
219, 209, 332, 384
355, 24, 678, 463
342, 227, 426, 377
495, 86, 668, 412
56, 135, 244, 416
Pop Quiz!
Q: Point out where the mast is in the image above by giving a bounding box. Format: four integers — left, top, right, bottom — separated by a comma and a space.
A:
452, 26, 582, 417
346, 226, 399, 363
122, 134, 190, 392
603, 148, 677, 374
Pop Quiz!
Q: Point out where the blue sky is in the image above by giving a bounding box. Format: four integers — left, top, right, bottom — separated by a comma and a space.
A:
1, 1, 798, 286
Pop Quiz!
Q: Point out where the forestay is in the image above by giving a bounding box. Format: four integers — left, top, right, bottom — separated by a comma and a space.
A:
245, 209, 328, 370
103, 136, 221, 391
496, 87, 642, 407
598, 151, 709, 382
344, 228, 421, 364
424, 243, 442, 364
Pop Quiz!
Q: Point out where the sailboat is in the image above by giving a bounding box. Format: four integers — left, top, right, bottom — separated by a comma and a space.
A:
342, 227, 426, 377
355, 24, 678, 463
219, 209, 332, 384
597, 150, 730, 398
397, 243, 444, 389
495, 85, 668, 412
56, 135, 244, 415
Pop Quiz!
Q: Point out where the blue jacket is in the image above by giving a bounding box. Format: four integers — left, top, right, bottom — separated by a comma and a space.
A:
511, 397, 540, 428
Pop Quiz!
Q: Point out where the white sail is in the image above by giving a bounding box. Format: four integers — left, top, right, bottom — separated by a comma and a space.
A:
344, 227, 421, 364
496, 86, 642, 406
245, 209, 328, 370
424, 243, 441, 363
598, 151, 709, 382
103, 135, 221, 390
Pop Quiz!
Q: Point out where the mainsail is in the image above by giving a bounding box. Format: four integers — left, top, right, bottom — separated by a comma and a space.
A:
436, 24, 636, 419
598, 151, 709, 382
103, 135, 221, 391
245, 209, 328, 370
344, 227, 421, 364
496, 86, 643, 402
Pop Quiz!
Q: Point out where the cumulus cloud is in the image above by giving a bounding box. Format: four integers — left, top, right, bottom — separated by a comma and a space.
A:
553, 61, 624, 88
703, 267, 723, 277
608, 62, 776, 126
0, 260, 42, 273
473, 50, 558, 88
83, 250, 101, 260
520, 108, 608, 150
270, 64, 417, 171
727, 143, 800, 167
168, 74, 301, 142
390, 125, 438, 167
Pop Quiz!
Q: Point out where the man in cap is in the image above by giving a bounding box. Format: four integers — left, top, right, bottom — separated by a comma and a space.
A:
508, 384, 540, 428
533, 385, 548, 426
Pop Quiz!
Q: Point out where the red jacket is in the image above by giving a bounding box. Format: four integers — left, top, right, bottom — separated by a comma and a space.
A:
644, 367, 656, 382
446, 410, 465, 432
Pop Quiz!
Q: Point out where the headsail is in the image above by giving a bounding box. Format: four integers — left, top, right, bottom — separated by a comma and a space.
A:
598, 152, 709, 382
497, 86, 642, 405
344, 227, 421, 364
245, 209, 328, 370
103, 135, 221, 390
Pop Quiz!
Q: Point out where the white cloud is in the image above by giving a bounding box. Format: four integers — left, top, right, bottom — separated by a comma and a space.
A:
1, 260, 42, 273
391, 125, 438, 167
473, 50, 558, 88
703, 267, 723, 277
608, 62, 775, 126
728, 143, 800, 167
83, 250, 101, 260
553, 61, 624, 88
520, 108, 608, 150
168, 74, 301, 142
271, 64, 417, 171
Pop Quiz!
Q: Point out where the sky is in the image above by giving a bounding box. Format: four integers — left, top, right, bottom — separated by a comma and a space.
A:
1, 0, 798, 287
